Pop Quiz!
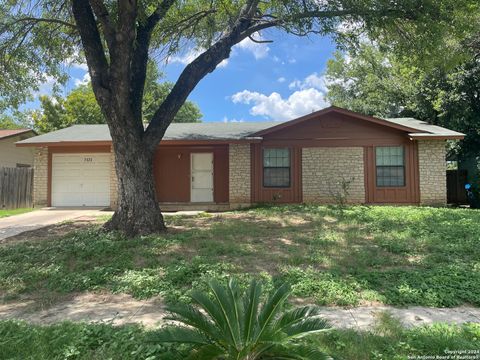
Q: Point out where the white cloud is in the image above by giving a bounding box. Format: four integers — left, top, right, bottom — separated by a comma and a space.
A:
231, 88, 329, 121
222, 116, 244, 123
169, 33, 269, 69
288, 72, 328, 92
169, 47, 228, 68
277, 77, 286, 83
288, 80, 302, 90
71, 61, 88, 71
63, 54, 89, 71
169, 48, 203, 65
234, 35, 270, 60
231, 71, 332, 120
74, 72, 91, 87
33, 74, 56, 97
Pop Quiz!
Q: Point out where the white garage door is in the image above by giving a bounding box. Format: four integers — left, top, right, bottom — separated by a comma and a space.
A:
52, 153, 110, 207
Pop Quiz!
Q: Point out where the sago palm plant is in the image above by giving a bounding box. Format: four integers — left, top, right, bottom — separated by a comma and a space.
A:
151, 279, 331, 359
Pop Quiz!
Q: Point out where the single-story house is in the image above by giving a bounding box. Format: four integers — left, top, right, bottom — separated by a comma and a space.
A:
16, 106, 464, 209
0, 129, 36, 168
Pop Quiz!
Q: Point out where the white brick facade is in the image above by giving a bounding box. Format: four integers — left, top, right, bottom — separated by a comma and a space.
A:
33, 147, 48, 207
302, 147, 365, 203
417, 140, 447, 205
229, 144, 251, 204
110, 145, 118, 209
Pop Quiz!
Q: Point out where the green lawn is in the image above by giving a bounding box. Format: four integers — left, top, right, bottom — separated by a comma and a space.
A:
1, 316, 479, 360
0, 208, 33, 218
1, 205, 479, 307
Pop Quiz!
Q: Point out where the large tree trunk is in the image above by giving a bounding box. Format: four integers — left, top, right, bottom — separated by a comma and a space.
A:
104, 132, 166, 236
71, 0, 256, 237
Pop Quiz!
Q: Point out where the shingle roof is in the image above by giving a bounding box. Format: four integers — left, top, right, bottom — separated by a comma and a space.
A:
16, 110, 464, 145
0, 129, 34, 140
16, 122, 280, 144
384, 118, 464, 138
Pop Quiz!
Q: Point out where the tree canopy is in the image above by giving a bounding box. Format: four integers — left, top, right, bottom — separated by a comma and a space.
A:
0, 110, 33, 129
1, 0, 476, 114
325, 41, 480, 160
33, 80, 202, 133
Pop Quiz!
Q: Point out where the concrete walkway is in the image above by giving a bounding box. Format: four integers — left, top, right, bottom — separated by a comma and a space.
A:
0, 293, 478, 329
318, 305, 480, 329
0, 208, 112, 241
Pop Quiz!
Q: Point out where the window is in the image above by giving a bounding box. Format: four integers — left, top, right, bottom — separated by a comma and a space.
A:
376, 146, 405, 187
263, 148, 290, 187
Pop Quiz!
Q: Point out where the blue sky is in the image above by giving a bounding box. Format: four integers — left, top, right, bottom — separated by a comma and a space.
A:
31, 31, 338, 123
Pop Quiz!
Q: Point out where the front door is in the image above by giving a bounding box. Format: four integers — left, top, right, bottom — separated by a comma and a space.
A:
191, 153, 214, 202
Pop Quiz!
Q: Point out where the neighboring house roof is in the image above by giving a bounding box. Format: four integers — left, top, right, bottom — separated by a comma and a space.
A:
0, 129, 35, 141
16, 106, 464, 146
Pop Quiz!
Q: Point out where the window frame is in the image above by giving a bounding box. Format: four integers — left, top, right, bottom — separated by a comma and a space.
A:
262, 147, 291, 188
375, 145, 406, 188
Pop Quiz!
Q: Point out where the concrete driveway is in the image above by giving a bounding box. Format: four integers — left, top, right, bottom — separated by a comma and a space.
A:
0, 208, 113, 241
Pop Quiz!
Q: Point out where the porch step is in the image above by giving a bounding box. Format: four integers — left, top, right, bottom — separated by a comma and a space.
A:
159, 203, 231, 212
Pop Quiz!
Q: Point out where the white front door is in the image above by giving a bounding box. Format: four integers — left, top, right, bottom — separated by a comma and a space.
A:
52, 153, 110, 207
191, 153, 214, 202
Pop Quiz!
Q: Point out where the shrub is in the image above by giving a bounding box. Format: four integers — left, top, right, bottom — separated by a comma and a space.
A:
151, 278, 331, 360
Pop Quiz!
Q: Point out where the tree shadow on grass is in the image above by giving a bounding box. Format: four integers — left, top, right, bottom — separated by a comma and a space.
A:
1, 206, 479, 308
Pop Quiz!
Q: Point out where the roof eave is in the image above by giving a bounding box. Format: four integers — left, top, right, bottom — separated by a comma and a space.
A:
16, 138, 262, 147
250, 106, 422, 137
1, 129, 36, 141
408, 133, 465, 140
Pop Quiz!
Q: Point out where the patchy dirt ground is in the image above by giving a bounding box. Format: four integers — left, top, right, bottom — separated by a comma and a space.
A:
1, 207, 480, 330
1, 291, 479, 329
0, 292, 167, 327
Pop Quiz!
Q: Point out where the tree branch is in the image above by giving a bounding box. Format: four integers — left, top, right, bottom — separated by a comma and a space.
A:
144, 0, 261, 149
129, 0, 177, 120
71, 0, 111, 114
0, 16, 76, 34
142, 1, 416, 149
248, 34, 272, 43
246, 8, 414, 35
143, 0, 177, 33
89, 0, 115, 50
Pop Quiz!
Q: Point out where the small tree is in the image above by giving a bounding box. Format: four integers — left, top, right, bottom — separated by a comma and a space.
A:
328, 176, 354, 209
152, 278, 331, 359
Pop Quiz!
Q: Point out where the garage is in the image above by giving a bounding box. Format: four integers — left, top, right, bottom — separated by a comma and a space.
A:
51, 153, 110, 207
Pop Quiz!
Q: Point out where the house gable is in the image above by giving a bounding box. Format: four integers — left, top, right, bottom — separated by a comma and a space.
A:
253, 106, 420, 139
260, 111, 410, 144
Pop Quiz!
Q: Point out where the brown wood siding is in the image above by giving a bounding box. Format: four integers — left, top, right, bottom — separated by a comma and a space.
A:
263, 112, 407, 142
153, 145, 229, 203
43, 110, 425, 207
364, 141, 419, 204
251, 144, 302, 203
253, 112, 421, 205
47, 146, 111, 207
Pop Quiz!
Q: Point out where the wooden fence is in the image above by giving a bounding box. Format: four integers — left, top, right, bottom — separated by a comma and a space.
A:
0, 167, 34, 209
